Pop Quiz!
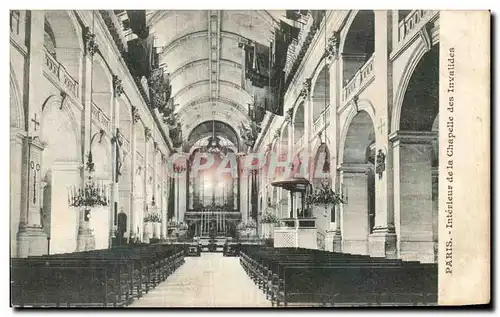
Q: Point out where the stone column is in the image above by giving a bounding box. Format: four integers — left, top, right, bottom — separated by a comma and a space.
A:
339, 163, 371, 255
10, 129, 26, 258
239, 155, 248, 221
390, 131, 437, 263
76, 22, 95, 252
109, 76, 123, 248
17, 136, 49, 257
152, 142, 159, 239
130, 108, 139, 240
369, 10, 397, 259
325, 32, 342, 251
302, 79, 312, 179
143, 128, 150, 242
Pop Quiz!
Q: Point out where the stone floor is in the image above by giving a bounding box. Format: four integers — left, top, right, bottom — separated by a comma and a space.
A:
129, 253, 272, 307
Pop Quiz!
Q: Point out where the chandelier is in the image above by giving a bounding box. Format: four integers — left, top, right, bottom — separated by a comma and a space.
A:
305, 181, 345, 209
202, 119, 227, 157
68, 151, 110, 209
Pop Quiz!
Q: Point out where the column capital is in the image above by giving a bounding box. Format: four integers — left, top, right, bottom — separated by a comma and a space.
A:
285, 108, 294, 123
325, 31, 341, 63
131, 106, 141, 124
26, 135, 47, 151
337, 163, 372, 174
10, 128, 27, 143
389, 130, 438, 145
83, 26, 98, 56
299, 78, 312, 99
112, 75, 124, 97
144, 127, 152, 141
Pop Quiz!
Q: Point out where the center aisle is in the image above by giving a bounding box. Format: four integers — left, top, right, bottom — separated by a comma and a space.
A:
129, 252, 272, 307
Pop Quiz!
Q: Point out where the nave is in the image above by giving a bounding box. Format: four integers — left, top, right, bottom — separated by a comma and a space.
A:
11, 242, 437, 308
130, 253, 270, 307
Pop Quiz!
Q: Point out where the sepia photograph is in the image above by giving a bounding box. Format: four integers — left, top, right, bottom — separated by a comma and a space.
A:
8, 9, 490, 308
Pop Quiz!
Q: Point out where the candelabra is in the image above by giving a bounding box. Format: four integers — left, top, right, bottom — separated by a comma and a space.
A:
68, 151, 110, 211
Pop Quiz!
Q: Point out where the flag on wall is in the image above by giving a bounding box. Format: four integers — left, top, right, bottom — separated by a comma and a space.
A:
126, 10, 148, 39
127, 34, 155, 78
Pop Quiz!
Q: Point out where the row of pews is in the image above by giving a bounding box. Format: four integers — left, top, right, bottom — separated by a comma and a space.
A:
11, 244, 185, 307
240, 246, 437, 307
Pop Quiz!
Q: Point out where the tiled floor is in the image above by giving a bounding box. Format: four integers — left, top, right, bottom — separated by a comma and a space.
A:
129, 253, 271, 307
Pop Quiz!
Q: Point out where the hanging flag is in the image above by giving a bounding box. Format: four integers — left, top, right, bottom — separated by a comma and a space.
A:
286, 10, 308, 21
127, 33, 155, 78
244, 42, 270, 88
279, 19, 300, 44
310, 10, 326, 29
126, 10, 148, 39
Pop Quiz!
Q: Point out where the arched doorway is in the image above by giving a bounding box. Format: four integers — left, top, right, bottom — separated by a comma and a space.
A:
340, 110, 375, 255
391, 45, 439, 263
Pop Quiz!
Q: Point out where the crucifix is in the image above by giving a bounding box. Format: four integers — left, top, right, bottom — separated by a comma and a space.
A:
31, 113, 40, 131
377, 117, 387, 134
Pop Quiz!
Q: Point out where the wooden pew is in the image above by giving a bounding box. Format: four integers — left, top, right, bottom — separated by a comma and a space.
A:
10, 244, 185, 307
239, 246, 437, 307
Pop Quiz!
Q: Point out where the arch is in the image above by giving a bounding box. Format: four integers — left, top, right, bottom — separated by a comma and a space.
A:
311, 64, 330, 123
187, 120, 240, 150
338, 99, 376, 165
10, 67, 24, 130
40, 95, 81, 177
90, 132, 112, 180
293, 101, 305, 145
310, 142, 331, 184
339, 10, 375, 86
119, 98, 133, 142
392, 43, 439, 133
92, 54, 113, 118
44, 11, 84, 80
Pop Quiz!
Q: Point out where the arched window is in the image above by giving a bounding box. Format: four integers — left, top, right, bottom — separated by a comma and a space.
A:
44, 19, 57, 57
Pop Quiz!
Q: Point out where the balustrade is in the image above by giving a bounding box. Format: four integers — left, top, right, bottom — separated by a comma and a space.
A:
313, 106, 330, 135
342, 55, 374, 103
91, 102, 111, 131
397, 10, 438, 43
43, 47, 79, 99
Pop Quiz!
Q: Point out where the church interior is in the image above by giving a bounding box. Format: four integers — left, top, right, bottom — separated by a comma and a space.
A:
10, 10, 440, 307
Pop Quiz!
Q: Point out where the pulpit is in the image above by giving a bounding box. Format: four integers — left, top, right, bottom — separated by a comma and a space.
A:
271, 177, 321, 249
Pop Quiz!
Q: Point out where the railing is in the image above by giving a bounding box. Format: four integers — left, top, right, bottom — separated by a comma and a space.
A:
294, 134, 304, 152
342, 55, 375, 103
91, 101, 111, 131
278, 217, 317, 229
398, 10, 438, 43
313, 106, 330, 135
44, 47, 79, 99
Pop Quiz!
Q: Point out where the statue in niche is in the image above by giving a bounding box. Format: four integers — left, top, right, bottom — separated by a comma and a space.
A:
376, 149, 386, 179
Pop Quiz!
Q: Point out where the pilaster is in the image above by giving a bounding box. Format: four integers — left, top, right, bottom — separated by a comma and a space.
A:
390, 130, 438, 263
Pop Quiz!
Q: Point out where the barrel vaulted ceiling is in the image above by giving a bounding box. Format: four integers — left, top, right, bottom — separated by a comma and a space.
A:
145, 10, 284, 148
